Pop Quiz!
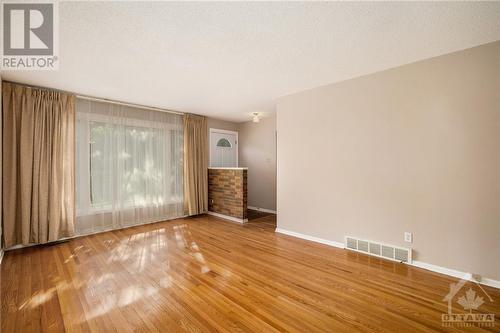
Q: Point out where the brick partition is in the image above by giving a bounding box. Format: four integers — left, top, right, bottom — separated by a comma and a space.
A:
208, 168, 248, 221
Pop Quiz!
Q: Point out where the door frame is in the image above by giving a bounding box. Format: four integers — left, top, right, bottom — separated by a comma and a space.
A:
209, 128, 239, 167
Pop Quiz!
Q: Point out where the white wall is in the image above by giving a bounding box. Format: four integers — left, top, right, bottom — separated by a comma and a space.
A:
277, 42, 500, 281
239, 115, 276, 211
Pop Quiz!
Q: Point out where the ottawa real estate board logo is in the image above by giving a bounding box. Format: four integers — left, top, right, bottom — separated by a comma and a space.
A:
1, 1, 59, 70
442, 278, 495, 328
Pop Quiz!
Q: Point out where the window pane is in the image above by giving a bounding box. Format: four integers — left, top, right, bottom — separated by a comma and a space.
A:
121, 125, 165, 206
216, 138, 231, 147
90, 122, 112, 207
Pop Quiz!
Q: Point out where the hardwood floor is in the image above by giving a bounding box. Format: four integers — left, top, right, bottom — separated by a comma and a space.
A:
246, 209, 274, 221
2, 214, 499, 332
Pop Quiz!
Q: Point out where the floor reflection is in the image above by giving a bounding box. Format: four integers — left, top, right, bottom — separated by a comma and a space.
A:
174, 224, 211, 274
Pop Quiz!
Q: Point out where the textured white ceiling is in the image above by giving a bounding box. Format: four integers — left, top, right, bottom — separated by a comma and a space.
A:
3, 2, 500, 122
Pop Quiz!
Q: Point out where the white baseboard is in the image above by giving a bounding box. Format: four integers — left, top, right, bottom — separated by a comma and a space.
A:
207, 211, 248, 223
411, 261, 500, 289
274, 227, 500, 290
275, 228, 344, 249
410, 260, 472, 281
248, 206, 277, 214
480, 277, 500, 289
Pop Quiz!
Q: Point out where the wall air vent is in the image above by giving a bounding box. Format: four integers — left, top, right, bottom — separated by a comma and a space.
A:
346, 237, 357, 250
344, 236, 412, 263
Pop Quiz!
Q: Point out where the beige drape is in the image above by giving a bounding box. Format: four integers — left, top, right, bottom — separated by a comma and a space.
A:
2, 82, 76, 248
183, 114, 208, 215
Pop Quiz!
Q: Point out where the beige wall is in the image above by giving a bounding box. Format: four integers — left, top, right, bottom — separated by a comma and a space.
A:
206, 117, 240, 134
277, 42, 500, 280
239, 116, 277, 211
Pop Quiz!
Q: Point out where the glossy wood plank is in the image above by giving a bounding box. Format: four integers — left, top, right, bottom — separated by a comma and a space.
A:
2, 214, 499, 332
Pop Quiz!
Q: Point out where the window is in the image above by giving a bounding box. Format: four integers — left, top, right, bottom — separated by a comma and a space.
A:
216, 138, 232, 148
76, 98, 184, 234
89, 122, 168, 209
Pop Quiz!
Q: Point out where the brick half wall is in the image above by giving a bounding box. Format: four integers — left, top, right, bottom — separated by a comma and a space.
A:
208, 169, 247, 220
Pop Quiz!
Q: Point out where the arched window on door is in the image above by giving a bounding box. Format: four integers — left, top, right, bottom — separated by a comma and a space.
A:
216, 138, 232, 148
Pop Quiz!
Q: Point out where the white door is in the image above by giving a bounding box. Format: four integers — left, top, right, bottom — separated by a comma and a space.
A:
210, 129, 238, 167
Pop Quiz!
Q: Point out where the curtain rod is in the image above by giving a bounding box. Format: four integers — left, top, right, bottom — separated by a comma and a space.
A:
76, 95, 184, 115
3, 80, 185, 116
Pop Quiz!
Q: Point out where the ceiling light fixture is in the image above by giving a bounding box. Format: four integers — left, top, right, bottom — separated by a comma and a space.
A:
252, 112, 260, 123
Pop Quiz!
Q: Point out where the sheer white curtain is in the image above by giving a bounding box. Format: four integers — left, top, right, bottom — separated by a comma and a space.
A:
75, 98, 184, 235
